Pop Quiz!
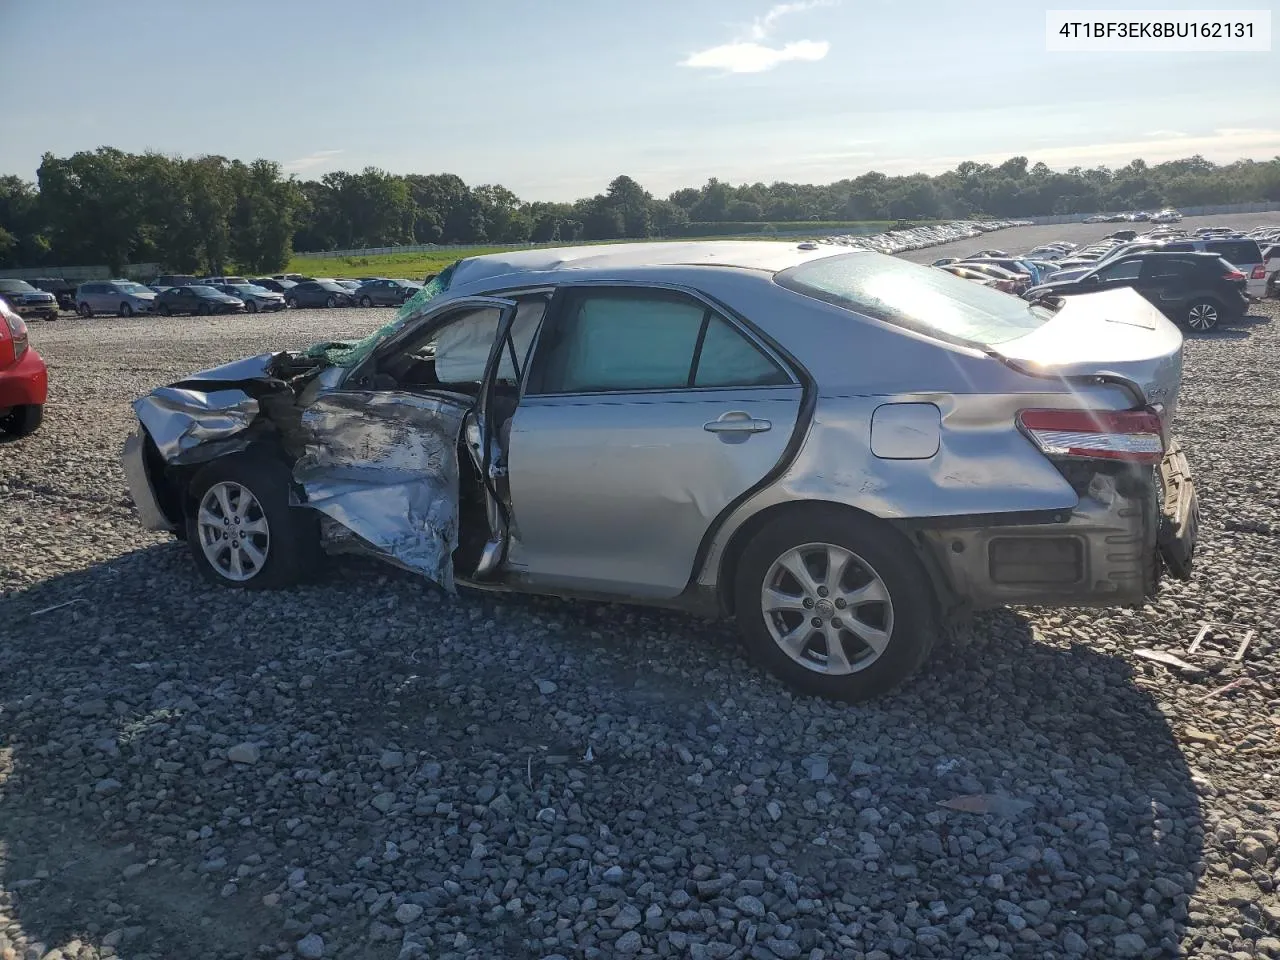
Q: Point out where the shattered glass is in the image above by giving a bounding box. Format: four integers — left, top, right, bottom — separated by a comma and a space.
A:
307, 262, 460, 368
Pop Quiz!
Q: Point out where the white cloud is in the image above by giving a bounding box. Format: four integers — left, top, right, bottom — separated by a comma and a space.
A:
749, 0, 835, 40
683, 1, 834, 73
682, 40, 830, 73
283, 149, 344, 173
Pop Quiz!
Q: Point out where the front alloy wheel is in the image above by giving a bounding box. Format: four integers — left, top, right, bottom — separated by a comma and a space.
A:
197, 481, 270, 582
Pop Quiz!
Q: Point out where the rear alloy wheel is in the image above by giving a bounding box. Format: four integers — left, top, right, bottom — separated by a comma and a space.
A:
285, 296, 298, 309
1185, 299, 1220, 332
78, 302, 93, 318
0, 404, 43, 438
186, 455, 320, 589
325, 295, 337, 308
735, 509, 935, 702
119, 302, 133, 317
360, 295, 373, 308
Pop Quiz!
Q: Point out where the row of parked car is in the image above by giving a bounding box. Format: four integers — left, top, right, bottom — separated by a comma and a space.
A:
1083, 208, 1183, 224
930, 223, 1279, 331
806, 218, 1034, 255
0, 274, 426, 320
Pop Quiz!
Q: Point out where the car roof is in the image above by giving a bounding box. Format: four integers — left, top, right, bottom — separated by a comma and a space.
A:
447, 241, 837, 290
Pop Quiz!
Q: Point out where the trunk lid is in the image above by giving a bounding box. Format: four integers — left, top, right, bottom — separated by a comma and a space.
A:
992, 287, 1185, 422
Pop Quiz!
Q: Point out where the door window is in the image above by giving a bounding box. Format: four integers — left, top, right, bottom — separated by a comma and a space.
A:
529, 289, 789, 394
1140, 258, 1193, 281
1095, 259, 1143, 281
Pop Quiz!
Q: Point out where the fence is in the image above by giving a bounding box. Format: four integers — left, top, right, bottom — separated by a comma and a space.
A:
0, 263, 161, 282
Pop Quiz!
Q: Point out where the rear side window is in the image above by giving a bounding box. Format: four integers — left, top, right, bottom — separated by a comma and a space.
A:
1140, 258, 1194, 280
529, 289, 789, 394
1206, 240, 1260, 265
776, 253, 1050, 347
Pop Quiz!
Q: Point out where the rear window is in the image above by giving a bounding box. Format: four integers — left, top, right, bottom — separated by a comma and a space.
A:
775, 253, 1051, 347
1205, 240, 1260, 265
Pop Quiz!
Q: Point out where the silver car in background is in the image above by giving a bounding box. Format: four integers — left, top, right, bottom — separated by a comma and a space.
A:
121, 242, 1199, 701
75, 280, 156, 317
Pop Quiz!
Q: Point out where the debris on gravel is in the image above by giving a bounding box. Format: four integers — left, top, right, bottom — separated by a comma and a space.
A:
2, 238, 1279, 959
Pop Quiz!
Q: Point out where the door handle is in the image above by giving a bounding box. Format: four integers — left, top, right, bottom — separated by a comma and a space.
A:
704, 411, 772, 435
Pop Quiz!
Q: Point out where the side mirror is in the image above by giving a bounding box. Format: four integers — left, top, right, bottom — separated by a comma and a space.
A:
1083, 274, 1100, 284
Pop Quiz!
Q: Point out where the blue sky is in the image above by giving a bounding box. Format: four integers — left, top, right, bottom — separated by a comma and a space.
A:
0, 0, 1276, 200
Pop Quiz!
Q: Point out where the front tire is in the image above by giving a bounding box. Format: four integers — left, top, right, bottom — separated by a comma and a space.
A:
285, 296, 298, 309
158, 303, 171, 316
325, 295, 337, 308
119, 302, 133, 317
78, 302, 93, 318
1184, 298, 1221, 332
734, 508, 936, 702
0, 404, 43, 438
360, 295, 373, 308
197, 303, 211, 316
247, 300, 258, 313
185, 454, 320, 589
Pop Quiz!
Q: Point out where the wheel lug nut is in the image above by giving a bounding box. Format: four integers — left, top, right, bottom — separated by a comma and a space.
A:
811, 617, 823, 628
803, 598, 814, 609
835, 598, 847, 609
832, 618, 843, 628
817, 587, 828, 598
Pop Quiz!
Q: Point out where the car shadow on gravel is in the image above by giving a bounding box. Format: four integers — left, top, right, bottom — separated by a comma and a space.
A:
1, 545, 1206, 958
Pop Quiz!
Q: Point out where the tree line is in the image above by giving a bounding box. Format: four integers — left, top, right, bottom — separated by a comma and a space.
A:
1, 147, 1278, 273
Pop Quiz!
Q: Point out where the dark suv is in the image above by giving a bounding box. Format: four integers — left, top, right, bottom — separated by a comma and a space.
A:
1023, 251, 1250, 332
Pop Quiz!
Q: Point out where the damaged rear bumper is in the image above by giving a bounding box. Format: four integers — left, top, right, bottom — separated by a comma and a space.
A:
913, 446, 1199, 613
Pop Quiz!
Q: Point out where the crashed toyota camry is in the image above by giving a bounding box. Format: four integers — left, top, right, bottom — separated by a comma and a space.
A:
122, 242, 1199, 701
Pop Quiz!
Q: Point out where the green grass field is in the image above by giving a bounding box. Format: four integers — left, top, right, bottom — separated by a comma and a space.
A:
285, 248, 518, 281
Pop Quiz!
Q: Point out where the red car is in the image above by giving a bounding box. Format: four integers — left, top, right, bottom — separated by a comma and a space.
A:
0, 298, 47, 437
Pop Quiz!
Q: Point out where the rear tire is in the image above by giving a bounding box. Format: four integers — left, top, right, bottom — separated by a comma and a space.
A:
1184, 298, 1221, 332
360, 295, 372, 307
0, 404, 43, 438
119, 302, 133, 317
185, 454, 320, 590
734, 508, 936, 702
285, 296, 298, 309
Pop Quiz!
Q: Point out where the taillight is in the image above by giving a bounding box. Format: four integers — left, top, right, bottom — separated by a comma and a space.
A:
1223, 268, 1246, 281
2, 306, 27, 362
1250, 265, 1265, 279
1017, 407, 1165, 465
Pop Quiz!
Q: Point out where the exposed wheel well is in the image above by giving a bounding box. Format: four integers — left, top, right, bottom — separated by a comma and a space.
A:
714, 500, 938, 617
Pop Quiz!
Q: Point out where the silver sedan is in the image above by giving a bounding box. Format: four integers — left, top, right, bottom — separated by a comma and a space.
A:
122, 242, 1199, 701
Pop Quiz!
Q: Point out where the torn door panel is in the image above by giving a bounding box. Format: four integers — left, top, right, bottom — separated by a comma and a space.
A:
292, 391, 467, 590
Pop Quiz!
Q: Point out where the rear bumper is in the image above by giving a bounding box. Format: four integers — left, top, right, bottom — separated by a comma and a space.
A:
0, 347, 49, 408
916, 448, 1197, 613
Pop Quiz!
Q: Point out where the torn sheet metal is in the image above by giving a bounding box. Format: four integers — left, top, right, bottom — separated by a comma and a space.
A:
133, 387, 259, 464
173, 352, 283, 385
293, 391, 466, 590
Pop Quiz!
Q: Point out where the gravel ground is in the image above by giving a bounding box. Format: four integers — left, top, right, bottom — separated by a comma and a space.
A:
2, 226, 1279, 960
